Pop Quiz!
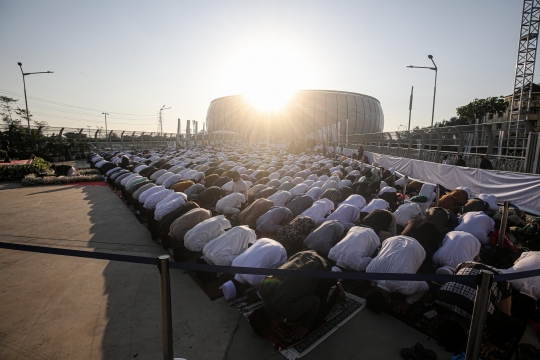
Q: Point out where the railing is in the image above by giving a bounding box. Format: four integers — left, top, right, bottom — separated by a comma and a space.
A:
349, 120, 540, 174
1, 125, 239, 156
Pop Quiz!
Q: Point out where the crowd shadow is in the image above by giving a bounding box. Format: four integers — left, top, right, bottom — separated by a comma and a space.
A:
80, 185, 167, 359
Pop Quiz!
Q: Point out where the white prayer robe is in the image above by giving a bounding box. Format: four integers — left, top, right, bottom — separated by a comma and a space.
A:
121, 174, 139, 186
289, 183, 309, 197
328, 226, 380, 271
502, 252, 540, 300
144, 189, 173, 211
342, 194, 366, 211
306, 187, 323, 201
454, 211, 495, 244
154, 195, 186, 221
433, 231, 481, 272
321, 180, 338, 192
266, 190, 293, 207
162, 174, 183, 189
366, 236, 429, 304
393, 203, 423, 227
216, 193, 245, 215
232, 238, 288, 286
232, 179, 249, 201
203, 226, 257, 266
156, 172, 174, 185
338, 179, 352, 189
184, 215, 232, 252
150, 169, 168, 182
361, 199, 390, 213
326, 204, 360, 229
139, 186, 165, 204
301, 198, 335, 225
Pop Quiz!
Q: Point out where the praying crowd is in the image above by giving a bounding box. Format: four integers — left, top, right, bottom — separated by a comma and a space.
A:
88, 142, 540, 354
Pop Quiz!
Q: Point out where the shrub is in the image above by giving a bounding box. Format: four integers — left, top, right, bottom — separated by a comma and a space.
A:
21, 174, 104, 186
78, 169, 100, 175
0, 157, 52, 181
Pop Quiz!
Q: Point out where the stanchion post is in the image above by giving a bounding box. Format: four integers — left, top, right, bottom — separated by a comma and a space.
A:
465, 270, 494, 360
157, 255, 174, 360
498, 201, 510, 247
436, 184, 440, 207
402, 175, 408, 204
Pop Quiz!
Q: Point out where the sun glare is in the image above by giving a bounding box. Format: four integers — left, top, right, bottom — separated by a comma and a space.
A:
221, 37, 317, 112
245, 89, 294, 111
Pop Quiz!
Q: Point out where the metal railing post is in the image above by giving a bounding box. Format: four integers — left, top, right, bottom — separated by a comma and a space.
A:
498, 201, 510, 247
465, 270, 494, 360
436, 184, 440, 207
157, 255, 174, 360
402, 175, 408, 203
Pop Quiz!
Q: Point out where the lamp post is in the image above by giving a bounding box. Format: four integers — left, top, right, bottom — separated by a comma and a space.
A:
407, 55, 437, 128
159, 105, 171, 137
17, 62, 53, 130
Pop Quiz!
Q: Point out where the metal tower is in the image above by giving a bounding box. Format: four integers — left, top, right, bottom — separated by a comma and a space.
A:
507, 0, 540, 164
510, 0, 540, 124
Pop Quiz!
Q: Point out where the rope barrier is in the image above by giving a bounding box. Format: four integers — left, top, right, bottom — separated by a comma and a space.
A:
2, 240, 538, 283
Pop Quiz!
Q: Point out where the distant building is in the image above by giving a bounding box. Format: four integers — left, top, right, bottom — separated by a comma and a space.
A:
206, 90, 384, 142
485, 83, 540, 130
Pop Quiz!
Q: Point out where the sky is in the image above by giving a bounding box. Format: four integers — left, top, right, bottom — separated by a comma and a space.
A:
0, 0, 526, 134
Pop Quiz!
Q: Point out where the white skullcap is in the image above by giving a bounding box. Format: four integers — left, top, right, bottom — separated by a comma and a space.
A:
222, 280, 237, 300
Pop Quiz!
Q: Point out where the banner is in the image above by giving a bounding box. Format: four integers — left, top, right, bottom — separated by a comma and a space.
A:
368, 152, 540, 214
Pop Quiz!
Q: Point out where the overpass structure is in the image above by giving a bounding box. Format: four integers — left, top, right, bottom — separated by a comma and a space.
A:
349, 120, 540, 174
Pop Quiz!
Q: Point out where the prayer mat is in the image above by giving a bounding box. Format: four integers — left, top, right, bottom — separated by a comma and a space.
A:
342, 280, 525, 360
66, 181, 108, 186
187, 256, 234, 300
232, 292, 365, 360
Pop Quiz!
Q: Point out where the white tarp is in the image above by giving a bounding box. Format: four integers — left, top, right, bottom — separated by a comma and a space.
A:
368, 152, 540, 214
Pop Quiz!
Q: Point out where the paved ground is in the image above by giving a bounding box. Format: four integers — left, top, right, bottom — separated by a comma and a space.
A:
0, 181, 537, 359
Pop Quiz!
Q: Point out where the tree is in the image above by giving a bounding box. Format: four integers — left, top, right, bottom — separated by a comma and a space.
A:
0, 96, 19, 126
456, 96, 508, 124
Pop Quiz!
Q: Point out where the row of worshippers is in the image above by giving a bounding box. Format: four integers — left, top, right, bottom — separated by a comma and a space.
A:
87, 144, 540, 352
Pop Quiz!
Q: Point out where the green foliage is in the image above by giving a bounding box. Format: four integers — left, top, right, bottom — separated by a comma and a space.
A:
21, 173, 104, 186
455, 96, 508, 123
78, 169, 100, 175
0, 157, 52, 181
433, 96, 509, 128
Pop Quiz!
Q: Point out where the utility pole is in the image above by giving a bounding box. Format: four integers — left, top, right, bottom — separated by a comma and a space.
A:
102, 113, 109, 135
159, 105, 171, 137
176, 118, 181, 144
408, 86, 414, 131
17, 62, 53, 130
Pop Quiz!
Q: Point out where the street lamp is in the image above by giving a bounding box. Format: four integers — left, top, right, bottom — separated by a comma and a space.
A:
407, 55, 437, 128
159, 105, 171, 136
17, 62, 54, 130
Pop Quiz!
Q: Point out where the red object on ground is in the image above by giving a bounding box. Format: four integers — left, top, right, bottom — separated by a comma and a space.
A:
0, 160, 30, 166
66, 182, 108, 186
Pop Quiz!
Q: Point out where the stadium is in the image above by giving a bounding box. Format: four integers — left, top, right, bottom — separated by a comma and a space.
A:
205, 90, 384, 142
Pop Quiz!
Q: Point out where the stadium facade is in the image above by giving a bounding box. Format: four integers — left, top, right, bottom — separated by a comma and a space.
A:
205, 90, 384, 143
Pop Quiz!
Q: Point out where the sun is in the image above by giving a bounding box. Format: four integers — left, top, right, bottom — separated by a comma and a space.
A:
221, 37, 317, 112
245, 88, 294, 111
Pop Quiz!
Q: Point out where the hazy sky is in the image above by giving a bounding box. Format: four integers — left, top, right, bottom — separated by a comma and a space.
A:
0, 1, 526, 134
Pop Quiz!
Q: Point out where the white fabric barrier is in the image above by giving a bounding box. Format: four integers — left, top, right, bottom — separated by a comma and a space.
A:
368, 151, 540, 214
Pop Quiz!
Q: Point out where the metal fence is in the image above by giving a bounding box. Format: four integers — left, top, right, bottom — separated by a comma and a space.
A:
349, 120, 540, 174
16, 126, 239, 154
